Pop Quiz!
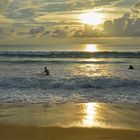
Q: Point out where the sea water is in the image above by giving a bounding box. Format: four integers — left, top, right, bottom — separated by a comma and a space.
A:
0, 44, 140, 104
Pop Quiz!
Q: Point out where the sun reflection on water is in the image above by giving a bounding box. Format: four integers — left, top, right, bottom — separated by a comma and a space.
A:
84, 44, 97, 52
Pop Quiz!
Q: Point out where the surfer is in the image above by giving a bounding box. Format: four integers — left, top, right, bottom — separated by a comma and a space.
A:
129, 65, 134, 70
43, 66, 50, 75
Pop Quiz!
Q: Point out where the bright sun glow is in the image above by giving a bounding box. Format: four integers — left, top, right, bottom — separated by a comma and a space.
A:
80, 11, 104, 25
85, 44, 97, 52
83, 103, 97, 126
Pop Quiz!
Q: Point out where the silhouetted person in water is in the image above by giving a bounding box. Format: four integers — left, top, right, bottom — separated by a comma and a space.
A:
43, 67, 50, 75
129, 65, 134, 70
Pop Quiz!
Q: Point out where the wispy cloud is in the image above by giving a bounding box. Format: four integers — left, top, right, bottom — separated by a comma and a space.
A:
0, 0, 140, 37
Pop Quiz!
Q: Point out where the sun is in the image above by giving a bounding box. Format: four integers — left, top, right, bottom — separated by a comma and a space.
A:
80, 11, 104, 25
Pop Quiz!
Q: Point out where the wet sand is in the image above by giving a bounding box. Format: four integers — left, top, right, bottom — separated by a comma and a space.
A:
0, 103, 140, 140
0, 125, 140, 140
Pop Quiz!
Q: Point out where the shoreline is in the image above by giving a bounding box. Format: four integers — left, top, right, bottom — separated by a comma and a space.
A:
0, 125, 140, 140
0, 103, 140, 129
0, 103, 140, 140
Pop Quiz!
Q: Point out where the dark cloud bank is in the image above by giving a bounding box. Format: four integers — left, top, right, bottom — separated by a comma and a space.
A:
103, 13, 140, 37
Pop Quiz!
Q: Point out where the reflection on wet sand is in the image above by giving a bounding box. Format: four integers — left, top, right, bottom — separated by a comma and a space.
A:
0, 103, 140, 130
72, 103, 140, 129
82, 103, 97, 127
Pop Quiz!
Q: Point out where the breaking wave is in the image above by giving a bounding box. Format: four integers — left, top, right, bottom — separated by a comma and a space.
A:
0, 76, 139, 90
0, 60, 128, 64
0, 76, 140, 104
0, 51, 140, 58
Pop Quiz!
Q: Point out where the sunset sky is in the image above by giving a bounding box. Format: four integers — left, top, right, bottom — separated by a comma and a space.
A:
0, 0, 140, 41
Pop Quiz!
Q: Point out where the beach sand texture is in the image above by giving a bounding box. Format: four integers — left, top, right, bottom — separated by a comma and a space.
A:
0, 125, 140, 140
0, 103, 140, 140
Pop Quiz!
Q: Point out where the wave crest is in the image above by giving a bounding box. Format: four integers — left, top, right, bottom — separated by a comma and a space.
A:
0, 76, 139, 90
0, 77, 139, 104
0, 51, 140, 58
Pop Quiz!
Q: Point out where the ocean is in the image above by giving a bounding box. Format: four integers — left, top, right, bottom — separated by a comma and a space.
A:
0, 44, 140, 104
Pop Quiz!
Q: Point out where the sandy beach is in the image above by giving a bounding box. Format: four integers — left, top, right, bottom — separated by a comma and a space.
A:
0, 125, 140, 140
0, 103, 140, 140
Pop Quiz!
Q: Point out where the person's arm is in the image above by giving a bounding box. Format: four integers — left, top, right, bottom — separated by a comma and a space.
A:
43, 70, 45, 74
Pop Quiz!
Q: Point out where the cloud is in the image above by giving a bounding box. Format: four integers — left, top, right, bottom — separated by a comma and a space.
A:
0, 0, 12, 12
51, 29, 67, 37
0, 0, 140, 38
0, 27, 4, 36
131, 0, 140, 16
93, 0, 121, 7
114, 0, 138, 7
103, 13, 140, 36
0, 14, 14, 23
68, 13, 140, 37
1, 13, 140, 38
0, 0, 134, 25
0, 0, 13, 6
68, 0, 121, 10
42, 30, 51, 36
71, 30, 84, 37
134, 0, 140, 8
29, 26, 45, 35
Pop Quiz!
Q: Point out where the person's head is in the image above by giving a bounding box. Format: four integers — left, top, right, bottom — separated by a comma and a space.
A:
45, 66, 47, 70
